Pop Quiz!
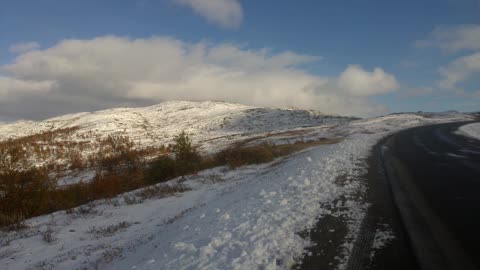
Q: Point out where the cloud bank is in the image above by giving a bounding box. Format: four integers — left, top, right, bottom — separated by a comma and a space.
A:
1, 36, 399, 120
416, 24, 480, 52
421, 24, 480, 94
438, 52, 480, 89
415, 24, 480, 99
9, 42, 40, 53
174, 0, 243, 29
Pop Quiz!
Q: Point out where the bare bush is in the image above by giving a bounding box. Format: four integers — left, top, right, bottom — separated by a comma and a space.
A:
0, 129, 339, 229
67, 203, 101, 218
95, 135, 143, 175
41, 225, 56, 244
94, 247, 124, 268
0, 132, 158, 228
123, 195, 144, 205
0, 167, 53, 228
200, 174, 225, 184
88, 221, 131, 237
136, 184, 191, 201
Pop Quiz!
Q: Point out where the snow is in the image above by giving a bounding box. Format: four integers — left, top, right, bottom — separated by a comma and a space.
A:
458, 122, 480, 140
0, 101, 350, 155
56, 170, 96, 187
0, 100, 353, 175
0, 102, 475, 270
372, 227, 395, 250
370, 224, 395, 259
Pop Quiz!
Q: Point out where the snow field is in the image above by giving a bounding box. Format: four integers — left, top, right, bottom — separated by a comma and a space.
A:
0, 134, 375, 270
458, 122, 480, 140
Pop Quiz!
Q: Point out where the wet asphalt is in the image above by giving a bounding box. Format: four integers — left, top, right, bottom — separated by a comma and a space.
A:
383, 121, 480, 270
299, 121, 480, 270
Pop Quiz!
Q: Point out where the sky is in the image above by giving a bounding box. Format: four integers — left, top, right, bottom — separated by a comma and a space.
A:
0, 0, 479, 121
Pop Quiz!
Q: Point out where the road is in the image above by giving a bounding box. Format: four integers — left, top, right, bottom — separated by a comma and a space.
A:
381, 121, 480, 270
298, 121, 479, 270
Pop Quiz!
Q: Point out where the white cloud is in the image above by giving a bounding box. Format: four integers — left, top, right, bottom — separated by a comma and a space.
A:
0, 36, 397, 120
9, 42, 40, 53
174, 0, 243, 29
337, 65, 399, 96
438, 52, 480, 89
0, 77, 53, 97
412, 25, 480, 100
416, 24, 480, 52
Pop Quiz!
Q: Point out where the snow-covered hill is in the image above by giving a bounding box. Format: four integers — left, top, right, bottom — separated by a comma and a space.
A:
2, 102, 473, 152
0, 101, 360, 175
0, 101, 352, 153
0, 101, 474, 175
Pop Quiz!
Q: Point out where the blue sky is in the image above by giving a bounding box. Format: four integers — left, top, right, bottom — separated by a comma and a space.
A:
1, 0, 479, 120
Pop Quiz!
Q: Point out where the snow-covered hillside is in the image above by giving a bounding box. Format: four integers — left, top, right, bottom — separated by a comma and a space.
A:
458, 122, 480, 140
0, 101, 355, 175
0, 102, 475, 270
0, 101, 351, 153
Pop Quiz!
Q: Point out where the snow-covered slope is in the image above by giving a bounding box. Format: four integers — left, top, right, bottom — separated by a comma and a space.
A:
0, 101, 351, 153
1, 102, 472, 152
0, 101, 356, 173
458, 122, 480, 140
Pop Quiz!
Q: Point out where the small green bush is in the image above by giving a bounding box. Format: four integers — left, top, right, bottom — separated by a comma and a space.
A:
172, 131, 201, 175
145, 156, 177, 184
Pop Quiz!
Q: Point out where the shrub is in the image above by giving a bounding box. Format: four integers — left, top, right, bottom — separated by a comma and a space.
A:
215, 143, 275, 168
172, 131, 201, 175
145, 156, 177, 184
0, 128, 339, 229
41, 225, 56, 243
67, 202, 100, 217
96, 135, 143, 174
145, 131, 201, 184
0, 167, 53, 228
0, 143, 27, 173
68, 150, 85, 170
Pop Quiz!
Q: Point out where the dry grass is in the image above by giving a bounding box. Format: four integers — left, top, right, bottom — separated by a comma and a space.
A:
0, 129, 341, 229
137, 184, 191, 200
123, 183, 191, 205
88, 221, 131, 237
213, 138, 342, 169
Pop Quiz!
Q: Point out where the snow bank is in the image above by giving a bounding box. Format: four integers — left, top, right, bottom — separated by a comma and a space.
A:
458, 123, 480, 140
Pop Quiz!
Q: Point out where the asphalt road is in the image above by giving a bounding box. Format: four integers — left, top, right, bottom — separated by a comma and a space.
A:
298, 121, 479, 270
382, 121, 480, 270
